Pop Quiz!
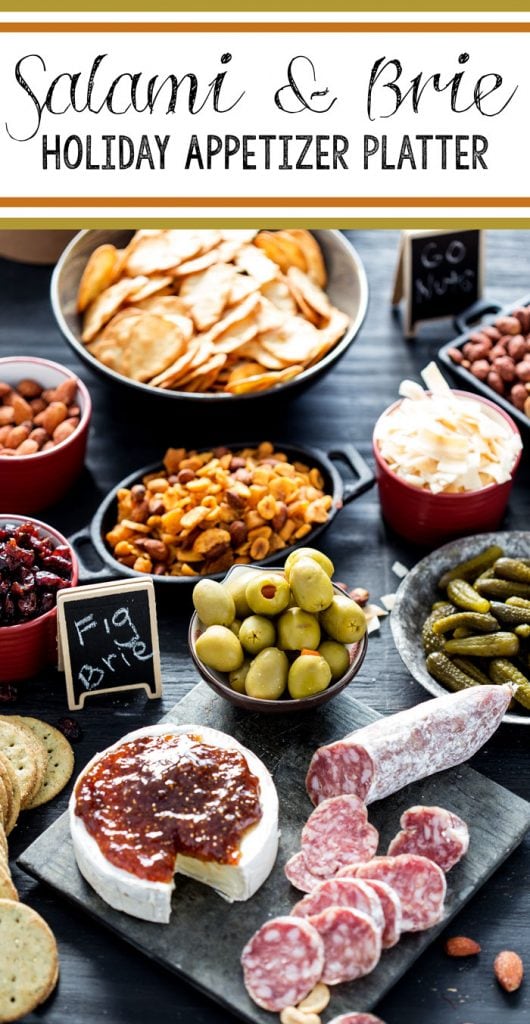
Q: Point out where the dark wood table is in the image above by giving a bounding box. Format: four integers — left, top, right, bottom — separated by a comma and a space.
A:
1, 230, 529, 1024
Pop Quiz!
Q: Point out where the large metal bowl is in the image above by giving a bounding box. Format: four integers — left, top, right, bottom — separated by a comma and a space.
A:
50, 229, 368, 404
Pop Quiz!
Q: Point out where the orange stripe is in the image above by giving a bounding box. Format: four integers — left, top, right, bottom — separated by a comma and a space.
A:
1, 197, 530, 207
1, 21, 530, 32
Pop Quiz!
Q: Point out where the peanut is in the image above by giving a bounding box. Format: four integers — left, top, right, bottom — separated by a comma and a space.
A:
0, 382, 11, 398
30, 397, 46, 414
470, 359, 490, 381
4, 424, 30, 448
510, 383, 528, 411
507, 336, 527, 361
447, 347, 464, 364
0, 406, 14, 426
52, 418, 79, 444
496, 316, 521, 335
36, 401, 68, 434
494, 356, 516, 382
50, 378, 77, 405
16, 438, 39, 455
16, 378, 42, 399
487, 370, 504, 395
11, 392, 33, 424
516, 360, 530, 383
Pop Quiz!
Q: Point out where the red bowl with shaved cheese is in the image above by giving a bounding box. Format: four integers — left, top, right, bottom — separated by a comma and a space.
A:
373, 389, 522, 546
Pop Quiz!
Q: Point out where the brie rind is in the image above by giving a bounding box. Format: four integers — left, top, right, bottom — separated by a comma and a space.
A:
69, 723, 279, 924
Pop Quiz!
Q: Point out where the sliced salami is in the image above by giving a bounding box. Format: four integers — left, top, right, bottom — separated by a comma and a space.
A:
284, 851, 328, 893
327, 1014, 387, 1024
241, 915, 324, 1012
308, 906, 382, 985
301, 794, 379, 876
354, 855, 446, 932
387, 805, 469, 872
336, 873, 402, 949
306, 684, 511, 806
292, 877, 384, 932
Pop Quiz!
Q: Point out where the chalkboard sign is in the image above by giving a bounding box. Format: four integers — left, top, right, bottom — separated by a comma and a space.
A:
392, 229, 483, 336
56, 579, 162, 710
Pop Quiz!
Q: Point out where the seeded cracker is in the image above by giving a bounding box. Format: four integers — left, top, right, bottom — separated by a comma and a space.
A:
19, 718, 75, 809
0, 899, 59, 1022
0, 753, 21, 835
0, 863, 17, 901
0, 721, 42, 809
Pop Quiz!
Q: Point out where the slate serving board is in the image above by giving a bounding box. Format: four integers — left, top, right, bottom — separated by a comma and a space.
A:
19, 682, 530, 1023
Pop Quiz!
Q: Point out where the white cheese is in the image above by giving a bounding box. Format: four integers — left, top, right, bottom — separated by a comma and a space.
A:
69, 723, 279, 925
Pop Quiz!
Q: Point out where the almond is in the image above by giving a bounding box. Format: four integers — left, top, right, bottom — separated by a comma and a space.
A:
494, 950, 524, 992
445, 936, 481, 957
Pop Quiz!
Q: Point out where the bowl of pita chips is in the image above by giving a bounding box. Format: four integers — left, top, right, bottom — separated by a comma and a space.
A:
51, 229, 368, 401
373, 363, 522, 545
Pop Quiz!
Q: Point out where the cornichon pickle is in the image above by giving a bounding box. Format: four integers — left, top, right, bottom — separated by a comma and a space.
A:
475, 566, 496, 581
490, 601, 530, 627
475, 578, 530, 600
507, 596, 530, 610
494, 558, 530, 584
444, 632, 520, 657
426, 652, 479, 692
453, 627, 472, 639
516, 624, 530, 638
421, 603, 455, 655
489, 658, 530, 709
432, 612, 499, 635
438, 545, 504, 590
452, 657, 492, 685
446, 579, 490, 613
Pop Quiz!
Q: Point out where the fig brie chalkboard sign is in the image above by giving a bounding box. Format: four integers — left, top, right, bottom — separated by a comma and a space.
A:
392, 229, 483, 336
56, 579, 162, 710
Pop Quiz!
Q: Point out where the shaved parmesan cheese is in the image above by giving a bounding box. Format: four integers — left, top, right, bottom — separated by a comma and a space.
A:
366, 616, 381, 634
392, 561, 409, 579
375, 365, 522, 495
364, 603, 388, 619
381, 593, 397, 611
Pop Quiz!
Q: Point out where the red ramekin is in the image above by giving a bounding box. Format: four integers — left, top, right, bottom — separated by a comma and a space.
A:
0, 515, 78, 682
0, 356, 92, 514
372, 390, 523, 546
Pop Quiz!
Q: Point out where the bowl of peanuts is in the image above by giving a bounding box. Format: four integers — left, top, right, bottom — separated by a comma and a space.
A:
69, 441, 374, 585
0, 357, 92, 514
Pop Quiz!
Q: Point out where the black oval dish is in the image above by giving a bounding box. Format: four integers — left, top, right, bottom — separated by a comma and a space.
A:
70, 440, 375, 586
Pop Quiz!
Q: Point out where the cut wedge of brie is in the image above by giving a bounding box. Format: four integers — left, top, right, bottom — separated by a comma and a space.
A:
69, 723, 279, 924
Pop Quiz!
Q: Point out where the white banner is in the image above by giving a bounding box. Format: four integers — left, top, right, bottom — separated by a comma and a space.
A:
0, 16, 527, 217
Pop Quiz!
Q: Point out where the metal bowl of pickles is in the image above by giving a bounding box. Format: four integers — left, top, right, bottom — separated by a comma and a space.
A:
391, 531, 530, 726
188, 553, 368, 713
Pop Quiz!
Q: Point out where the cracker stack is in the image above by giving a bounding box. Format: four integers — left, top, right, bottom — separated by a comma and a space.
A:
0, 715, 75, 1021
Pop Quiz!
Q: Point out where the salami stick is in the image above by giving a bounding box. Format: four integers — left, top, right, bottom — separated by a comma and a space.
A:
306, 684, 511, 806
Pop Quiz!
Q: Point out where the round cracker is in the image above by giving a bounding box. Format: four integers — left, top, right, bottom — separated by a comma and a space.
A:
0, 899, 58, 1021
19, 719, 74, 809
0, 717, 48, 792
0, 754, 21, 836
0, 721, 42, 809
0, 863, 17, 901
0, 824, 7, 864
0, 775, 8, 829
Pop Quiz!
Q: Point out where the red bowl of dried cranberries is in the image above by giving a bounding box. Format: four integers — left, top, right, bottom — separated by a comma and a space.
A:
0, 516, 78, 681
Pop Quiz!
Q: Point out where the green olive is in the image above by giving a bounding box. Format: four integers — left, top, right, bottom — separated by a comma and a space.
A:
288, 653, 332, 699
289, 557, 334, 614
195, 625, 244, 673
239, 615, 276, 655
229, 660, 251, 694
277, 607, 321, 651
284, 547, 334, 580
246, 573, 291, 616
318, 639, 350, 680
320, 594, 366, 644
192, 578, 235, 627
224, 571, 260, 618
245, 648, 289, 700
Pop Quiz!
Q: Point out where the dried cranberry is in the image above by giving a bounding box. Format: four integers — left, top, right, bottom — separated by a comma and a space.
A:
38, 591, 55, 614
42, 553, 72, 577
57, 717, 82, 742
17, 591, 37, 617
0, 683, 18, 704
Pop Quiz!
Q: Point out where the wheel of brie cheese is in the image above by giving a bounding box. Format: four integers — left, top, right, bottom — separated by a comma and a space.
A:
69, 723, 279, 924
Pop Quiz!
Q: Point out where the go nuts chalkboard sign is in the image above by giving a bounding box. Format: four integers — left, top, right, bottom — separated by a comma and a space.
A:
56, 578, 162, 710
392, 229, 484, 337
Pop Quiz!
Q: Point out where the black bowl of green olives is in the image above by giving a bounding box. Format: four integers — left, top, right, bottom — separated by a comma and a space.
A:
188, 549, 368, 712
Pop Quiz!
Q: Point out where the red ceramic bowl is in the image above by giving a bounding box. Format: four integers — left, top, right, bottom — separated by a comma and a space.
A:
0, 515, 78, 682
372, 390, 522, 546
0, 356, 92, 514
